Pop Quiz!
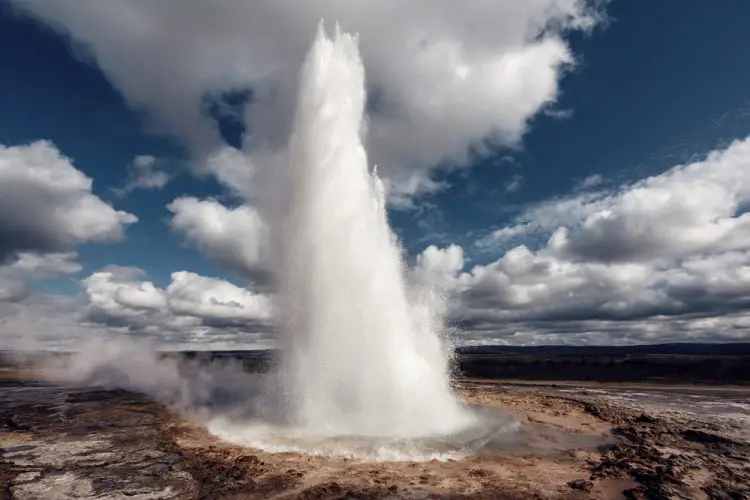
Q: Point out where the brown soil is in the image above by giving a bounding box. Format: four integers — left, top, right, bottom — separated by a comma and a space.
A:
1, 370, 748, 499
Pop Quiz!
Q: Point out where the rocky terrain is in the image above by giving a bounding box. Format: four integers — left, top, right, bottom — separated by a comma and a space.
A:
462, 381, 750, 499
1, 368, 748, 499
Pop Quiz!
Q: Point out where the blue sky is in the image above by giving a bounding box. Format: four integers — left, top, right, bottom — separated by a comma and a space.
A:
1, 0, 750, 348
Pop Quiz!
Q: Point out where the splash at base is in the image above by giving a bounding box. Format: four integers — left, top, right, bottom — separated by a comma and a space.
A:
207, 409, 520, 462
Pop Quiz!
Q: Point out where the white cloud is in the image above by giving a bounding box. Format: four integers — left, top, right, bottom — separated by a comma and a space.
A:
0, 280, 27, 303
3, 252, 82, 278
423, 242, 750, 344
427, 136, 750, 344
167, 197, 267, 278
201, 147, 258, 201
112, 155, 172, 197
414, 244, 465, 284
82, 266, 169, 327
0, 141, 137, 261
10, 0, 605, 203
0, 286, 270, 351
543, 107, 574, 120
81, 266, 273, 339
479, 136, 750, 263
6, 136, 750, 346
166, 271, 272, 324
575, 173, 603, 190
0, 252, 82, 302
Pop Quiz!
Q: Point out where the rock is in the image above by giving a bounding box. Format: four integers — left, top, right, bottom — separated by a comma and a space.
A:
469, 468, 493, 478
4, 416, 31, 431
682, 429, 737, 445
300, 481, 343, 499
569, 479, 593, 491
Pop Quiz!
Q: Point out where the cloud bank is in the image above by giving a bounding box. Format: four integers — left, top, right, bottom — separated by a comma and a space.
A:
10, 0, 604, 203
7, 137, 750, 348
420, 137, 750, 344
81, 267, 273, 344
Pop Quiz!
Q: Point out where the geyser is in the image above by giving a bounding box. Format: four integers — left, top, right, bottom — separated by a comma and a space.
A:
209, 23, 496, 459
275, 23, 473, 437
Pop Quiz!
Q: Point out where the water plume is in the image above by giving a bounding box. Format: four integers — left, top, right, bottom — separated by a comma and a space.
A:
243, 22, 476, 446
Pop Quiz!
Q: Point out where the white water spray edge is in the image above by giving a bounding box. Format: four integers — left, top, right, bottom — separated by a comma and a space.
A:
207, 22, 485, 459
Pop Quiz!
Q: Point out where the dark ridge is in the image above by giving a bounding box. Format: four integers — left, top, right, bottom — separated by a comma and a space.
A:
3, 343, 750, 384
455, 343, 750, 384
455, 342, 750, 356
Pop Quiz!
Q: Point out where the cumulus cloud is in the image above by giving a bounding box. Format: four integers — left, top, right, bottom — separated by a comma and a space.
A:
166, 271, 272, 325
414, 244, 465, 284
422, 243, 750, 345
0, 252, 82, 302
112, 155, 172, 197
428, 136, 750, 344
81, 266, 273, 343
0, 141, 137, 261
479, 137, 750, 262
10, 0, 605, 203
167, 197, 268, 279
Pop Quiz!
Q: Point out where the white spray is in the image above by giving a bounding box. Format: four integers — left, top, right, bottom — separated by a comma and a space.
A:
264, 23, 473, 439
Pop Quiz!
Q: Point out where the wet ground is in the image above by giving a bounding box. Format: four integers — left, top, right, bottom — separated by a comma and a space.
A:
1, 369, 749, 499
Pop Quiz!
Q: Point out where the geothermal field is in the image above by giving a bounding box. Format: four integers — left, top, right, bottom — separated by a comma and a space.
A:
2, 363, 749, 499
1, 24, 750, 500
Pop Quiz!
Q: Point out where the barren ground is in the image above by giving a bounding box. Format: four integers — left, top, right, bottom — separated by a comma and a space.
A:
1, 369, 748, 499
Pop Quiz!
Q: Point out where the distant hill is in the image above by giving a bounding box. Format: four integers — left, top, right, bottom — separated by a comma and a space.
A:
455, 343, 750, 356
3, 343, 750, 383
456, 343, 750, 383
172, 342, 750, 357
4, 342, 750, 360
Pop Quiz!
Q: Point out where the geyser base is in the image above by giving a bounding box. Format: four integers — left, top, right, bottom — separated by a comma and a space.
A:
206, 407, 520, 462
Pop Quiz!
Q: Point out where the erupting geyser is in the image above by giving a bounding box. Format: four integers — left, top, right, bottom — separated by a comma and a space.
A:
273, 23, 473, 439
209, 23, 499, 459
